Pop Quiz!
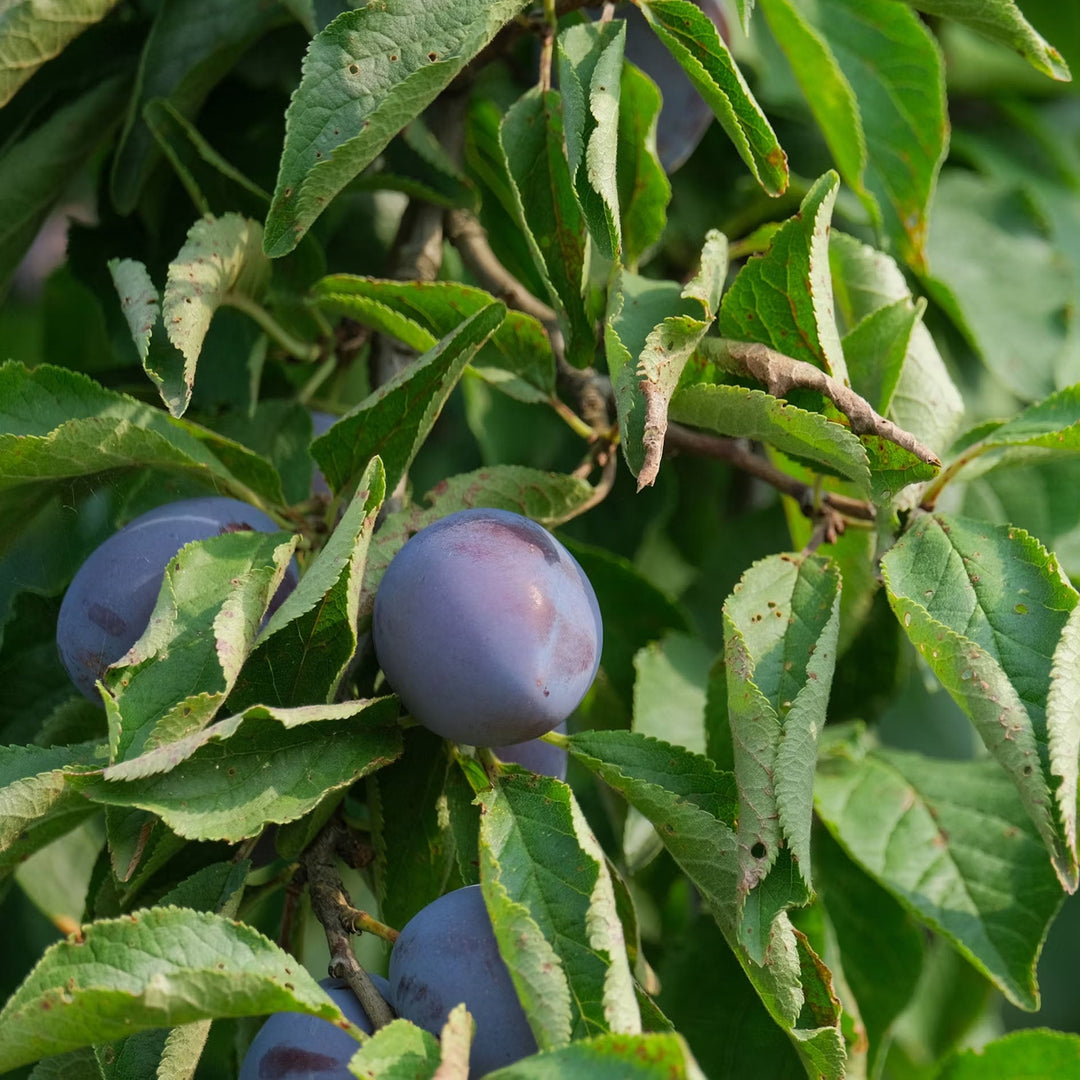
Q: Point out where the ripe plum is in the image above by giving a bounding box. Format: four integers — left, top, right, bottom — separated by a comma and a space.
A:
372, 508, 602, 746
56, 496, 296, 702
239, 974, 390, 1079
499, 721, 568, 780
623, 0, 729, 171
389, 885, 536, 1077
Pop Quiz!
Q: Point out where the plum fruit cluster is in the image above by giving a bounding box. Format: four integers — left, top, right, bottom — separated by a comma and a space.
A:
373, 508, 602, 747
244, 887, 534, 1078
239, 974, 390, 1079
56, 496, 295, 702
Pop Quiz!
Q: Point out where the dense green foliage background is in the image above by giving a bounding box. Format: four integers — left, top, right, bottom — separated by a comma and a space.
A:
2, 1, 1080, 1077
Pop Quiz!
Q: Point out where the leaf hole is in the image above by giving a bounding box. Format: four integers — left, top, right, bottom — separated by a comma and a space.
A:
751, 842, 767, 859
348, 63, 359, 74
428, 51, 438, 61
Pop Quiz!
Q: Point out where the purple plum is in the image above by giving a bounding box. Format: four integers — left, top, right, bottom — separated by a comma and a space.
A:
56, 496, 297, 702
310, 410, 337, 497
622, 0, 730, 172
389, 885, 537, 1077
239, 973, 391, 1079
372, 508, 602, 747
499, 721, 568, 780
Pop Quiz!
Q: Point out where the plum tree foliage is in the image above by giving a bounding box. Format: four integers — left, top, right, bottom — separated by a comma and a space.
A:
1, 1, 1080, 1078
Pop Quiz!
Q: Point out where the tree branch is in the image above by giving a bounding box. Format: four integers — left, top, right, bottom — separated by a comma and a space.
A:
444, 209, 558, 326
665, 422, 876, 522
301, 818, 397, 1030
717, 340, 942, 467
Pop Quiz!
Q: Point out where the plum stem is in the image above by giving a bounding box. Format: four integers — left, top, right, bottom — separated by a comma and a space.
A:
301, 817, 398, 1029
539, 0, 557, 92
224, 291, 321, 362
665, 423, 876, 523
444, 209, 558, 325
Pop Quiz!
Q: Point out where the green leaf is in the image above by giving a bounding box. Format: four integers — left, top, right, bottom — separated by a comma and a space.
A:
0, 742, 101, 873
815, 728, 1064, 1010
101, 529, 298, 764
558, 20, 625, 261
76, 703, 401, 841
143, 98, 271, 219
925, 171, 1073, 402
370, 728, 457, 929
15, 816, 103, 932
104, 806, 185, 888
103, 698, 395, 782
0, 363, 286, 532
656, 906, 805, 1079
484, 1032, 705, 1079
312, 276, 555, 403
356, 119, 480, 211
28, 1048, 104, 1080
628, 640, 718, 861
155, 214, 270, 418
669, 382, 872, 494
815, 827, 924, 1074
264, 0, 528, 256
633, 632, 711, 756
311, 302, 506, 497
109, 258, 159, 372
830, 231, 964, 457
0, 74, 126, 296
478, 771, 641, 1044
1047, 604, 1080, 886
345, 1018, 441, 1079
881, 513, 1079, 887
950, 385, 1080, 485
500, 88, 593, 368
437, 1003, 475, 1078
617, 61, 670, 269
110, 0, 282, 215
0, 908, 352, 1072
479, 848, 573, 1052
0, 0, 121, 107
937, 1029, 1080, 1078
606, 231, 727, 485
859, 434, 939, 506
720, 171, 848, 384
723, 554, 841, 903
98, 861, 248, 1080
563, 730, 844, 1077
758, 0, 866, 203
839, 296, 921, 418
908, 1, 1071, 81
760, 0, 947, 271
228, 459, 386, 711
638, 0, 788, 196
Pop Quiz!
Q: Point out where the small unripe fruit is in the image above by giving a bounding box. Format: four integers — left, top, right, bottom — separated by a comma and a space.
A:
372, 508, 602, 747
